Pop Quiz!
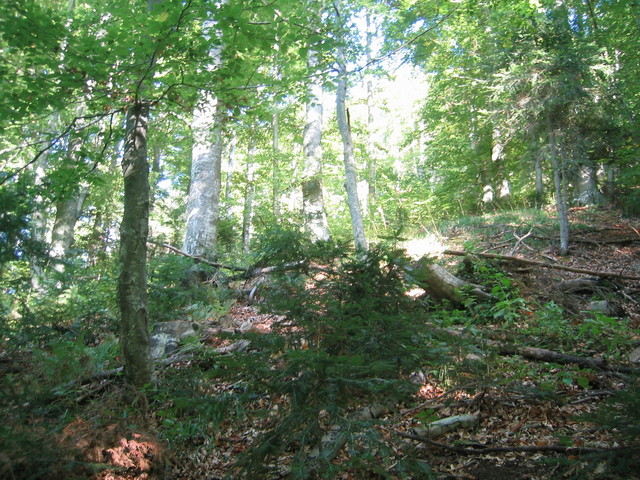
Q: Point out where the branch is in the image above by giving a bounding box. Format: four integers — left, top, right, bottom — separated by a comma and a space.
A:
443, 249, 640, 280
440, 326, 640, 375
150, 242, 247, 272
395, 430, 638, 456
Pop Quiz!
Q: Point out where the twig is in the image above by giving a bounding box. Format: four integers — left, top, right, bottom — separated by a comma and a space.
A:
511, 227, 534, 255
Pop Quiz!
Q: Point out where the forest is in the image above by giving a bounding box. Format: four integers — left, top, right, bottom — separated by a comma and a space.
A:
0, 0, 639, 478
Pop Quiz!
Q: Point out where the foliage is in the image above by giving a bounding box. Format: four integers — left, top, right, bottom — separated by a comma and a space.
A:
0, 178, 42, 266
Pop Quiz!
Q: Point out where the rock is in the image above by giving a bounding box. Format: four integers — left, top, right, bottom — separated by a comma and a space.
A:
150, 320, 200, 358
586, 300, 623, 317
629, 346, 640, 364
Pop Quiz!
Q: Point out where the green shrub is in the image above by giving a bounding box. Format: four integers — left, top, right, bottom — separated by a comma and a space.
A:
220, 244, 438, 478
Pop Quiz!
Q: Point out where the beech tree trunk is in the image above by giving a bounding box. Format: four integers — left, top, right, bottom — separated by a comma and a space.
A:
183, 94, 224, 258
242, 141, 257, 254
50, 137, 89, 273
574, 163, 604, 206
50, 187, 88, 273
118, 101, 152, 388
30, 156, 48, 293
548, 118, 570, 256
336, 50, 367, 251
302, 51, 330, 242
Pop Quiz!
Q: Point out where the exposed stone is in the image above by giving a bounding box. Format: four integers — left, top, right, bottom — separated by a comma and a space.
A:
150, 320, 200, 358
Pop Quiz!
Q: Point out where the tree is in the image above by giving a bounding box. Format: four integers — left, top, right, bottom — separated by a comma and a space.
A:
183, 94, 225, 258
118, 101, 153, 387
336, 48, 368, 251
302, 51, 331, 243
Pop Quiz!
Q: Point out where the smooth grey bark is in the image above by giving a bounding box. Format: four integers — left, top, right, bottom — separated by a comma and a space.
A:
118, 101, 153, 387
224, 136, 237, 204
50, 186, 89, 273
548, 119, 570, 256
535, 153, 544, 205
573, 163, 604, 206
491, 126, 510, 202
272, 110, 281, 217
116, 0, 163, 388
49, 136, 89, 273
30, 157, 48, 293
363, 13, 375, 213
183, 95, 224, 258
302, 51, 330, 242
336, 51, 367, 251
242, 142, 257, 254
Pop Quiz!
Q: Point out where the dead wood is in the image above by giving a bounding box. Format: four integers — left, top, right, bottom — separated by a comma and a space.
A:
443, 249, 640, 280
150, 242, 247, 272
412, 414, 479, 439
406, 258, 494, 305
441, 327, 640, 375
557, 277, 603, 294
396, 430, 638, 456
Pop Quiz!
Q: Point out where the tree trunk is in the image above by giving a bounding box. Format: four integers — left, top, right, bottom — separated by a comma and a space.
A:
491, 126, 510, 204
302, 51, 330, 242
336, 50, 367, 251
272, 110, 281, 218
574, 163, 604, 206
242, 141, 257, 254
30, 156, 48, 293
534, 152, 544, 206
548, 118, 569, 256
183, 94, 224, 258
363, 12, 375, 214
50, 186, 89, 273
118, 101, 152, 388
50, 133, 89, 273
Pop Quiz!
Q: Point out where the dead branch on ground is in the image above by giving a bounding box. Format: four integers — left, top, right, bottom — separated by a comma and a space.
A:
443, 249, 640, 280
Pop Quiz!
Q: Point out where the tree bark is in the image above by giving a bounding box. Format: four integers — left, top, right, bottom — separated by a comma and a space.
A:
242, 141, 257, 254
574, 163, 604, 206
302, 51, 330, 242
50, 159, 89, 274
336, 50, 367, 251
183, 94, 224, 258
407, 257, 493, 305
548, 117, 570, 255
118, 102, 153, 388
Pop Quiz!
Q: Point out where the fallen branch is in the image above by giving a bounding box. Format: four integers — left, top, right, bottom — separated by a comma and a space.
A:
150, 242, 247, 272
441, 327, 640, 375
443, 249, 640, 280
395, 430, 638, 456
412, 414, 479, 439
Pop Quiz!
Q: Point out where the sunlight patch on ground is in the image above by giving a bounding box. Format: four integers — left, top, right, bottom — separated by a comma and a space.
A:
405, 287, 426, 298
402, 234, 446, 260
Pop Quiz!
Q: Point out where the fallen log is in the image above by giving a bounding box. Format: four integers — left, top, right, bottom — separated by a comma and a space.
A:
443, 249, 640, 280
405, 257, 494, 305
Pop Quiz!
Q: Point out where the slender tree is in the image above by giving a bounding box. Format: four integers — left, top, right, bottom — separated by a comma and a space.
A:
336, 46, 368, 251
302, 50, 331, 242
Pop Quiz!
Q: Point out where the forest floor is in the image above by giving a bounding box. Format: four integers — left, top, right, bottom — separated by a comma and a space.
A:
1, 207, 639, 480
165, 207, 640, 480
